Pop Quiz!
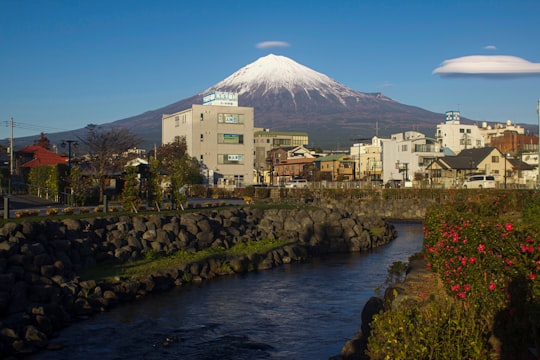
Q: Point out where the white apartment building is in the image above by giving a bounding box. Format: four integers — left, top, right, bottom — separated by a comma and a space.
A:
436, 111, 484, 154
479, 119, 525, 145
349, 137, 383, 180
382, 131, 443, 185
162, 91, 254, 187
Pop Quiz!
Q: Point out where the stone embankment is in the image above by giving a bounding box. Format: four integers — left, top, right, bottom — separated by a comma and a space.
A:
338, 258, 432, 360
0, 206, 396, 357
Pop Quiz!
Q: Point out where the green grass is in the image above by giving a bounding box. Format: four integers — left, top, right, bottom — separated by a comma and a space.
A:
80, 238, 292, 282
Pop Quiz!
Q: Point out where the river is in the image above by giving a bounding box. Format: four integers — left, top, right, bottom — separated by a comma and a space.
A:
33, 222, 424, 360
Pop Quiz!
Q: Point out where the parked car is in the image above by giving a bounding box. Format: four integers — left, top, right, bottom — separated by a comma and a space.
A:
463, 175, 496, 189
285, 179, 309, 188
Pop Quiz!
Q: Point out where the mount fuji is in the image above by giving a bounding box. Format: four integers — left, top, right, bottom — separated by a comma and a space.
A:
28, 54, 452, 149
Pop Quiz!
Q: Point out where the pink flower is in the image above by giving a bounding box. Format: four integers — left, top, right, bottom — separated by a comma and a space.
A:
478, 244, 486, 253
469, 257, 476, 264
489, 282, 496, 291
451, 284, 460, 292
464, 284, 471, 292
505, 223, 513, 231
529, 273, 536, 280
461, 257, 467, 266
457, 292, 466, 299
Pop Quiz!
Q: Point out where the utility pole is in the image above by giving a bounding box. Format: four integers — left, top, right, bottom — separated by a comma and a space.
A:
537, 98, 540, 188
9, 117, 14, 177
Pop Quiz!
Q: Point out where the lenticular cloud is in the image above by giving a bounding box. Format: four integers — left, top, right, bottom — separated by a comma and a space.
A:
433, 55, 540, 77
256, 41, 290, 49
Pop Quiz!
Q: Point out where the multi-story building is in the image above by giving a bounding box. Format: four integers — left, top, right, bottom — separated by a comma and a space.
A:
254, 129, 308, 174
349, 137, 382, 181
266, 145, 316, 185
381, 131, 443, 185
435, 111, 484, 154
162, 91, 254, 187
313, 154, 355, 181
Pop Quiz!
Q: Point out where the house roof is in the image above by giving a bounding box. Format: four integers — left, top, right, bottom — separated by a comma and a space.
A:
509, 158, 535, 171
17, 145, 67, 168
313, 154, 351, 162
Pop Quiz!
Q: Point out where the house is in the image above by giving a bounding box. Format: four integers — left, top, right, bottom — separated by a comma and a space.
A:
266, 146, 316, 185
254, 129, 309, 174
426, 146, 515, 188
16, 145, 67, 174
313, 154, 355, 181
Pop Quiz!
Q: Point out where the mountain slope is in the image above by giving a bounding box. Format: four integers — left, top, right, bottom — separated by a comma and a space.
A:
17, 54, 451, 149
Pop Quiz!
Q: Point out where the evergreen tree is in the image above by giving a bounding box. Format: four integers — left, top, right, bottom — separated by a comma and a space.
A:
122, 166, 140, 212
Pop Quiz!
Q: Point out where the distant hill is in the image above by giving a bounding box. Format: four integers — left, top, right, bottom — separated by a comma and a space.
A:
10, 54, 525, 151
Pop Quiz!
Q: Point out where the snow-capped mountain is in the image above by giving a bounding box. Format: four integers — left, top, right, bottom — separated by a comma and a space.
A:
18, 54, 452, 149
205, 54, 365, 104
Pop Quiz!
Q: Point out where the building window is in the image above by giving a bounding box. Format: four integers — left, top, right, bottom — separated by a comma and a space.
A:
460, 128, 465, 133
432, 169, 442, 178
218, 113, 244, 124
200, 155, 203, 161
200, 134, 204, 142
492, 156, 500, 163
218, 133, 244, 144
200, 113, 204, 121
218, 154, 244, 165
175, 116, 179, 127
401, 144, 408, 151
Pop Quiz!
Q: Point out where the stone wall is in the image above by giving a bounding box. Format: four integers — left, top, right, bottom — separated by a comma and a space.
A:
0, 206, 397, 356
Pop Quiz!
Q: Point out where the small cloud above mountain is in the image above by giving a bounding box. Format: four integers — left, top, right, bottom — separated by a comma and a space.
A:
433, 55, 540, 78
483, 45, 497, 50
256, 41, 291, 49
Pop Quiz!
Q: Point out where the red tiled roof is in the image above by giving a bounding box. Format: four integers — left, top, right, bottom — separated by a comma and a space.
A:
17, 145, 68, 168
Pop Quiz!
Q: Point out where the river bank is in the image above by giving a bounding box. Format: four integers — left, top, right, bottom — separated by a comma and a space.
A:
0, 205, 397, 357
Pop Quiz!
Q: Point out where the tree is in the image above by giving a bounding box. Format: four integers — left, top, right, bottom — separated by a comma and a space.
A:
121, 166, 140, 212
169, 154, 203, 209
146, 158, 163, 208
34, 132, 51, 149
156, 138, 188, 175
80, 124, 141, 202
67, 165, 93, 206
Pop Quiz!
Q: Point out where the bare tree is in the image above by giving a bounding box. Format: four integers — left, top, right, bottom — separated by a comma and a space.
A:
80, 124, 141, 202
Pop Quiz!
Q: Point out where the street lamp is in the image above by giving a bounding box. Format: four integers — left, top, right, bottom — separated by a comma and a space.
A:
61, 140, 78, 171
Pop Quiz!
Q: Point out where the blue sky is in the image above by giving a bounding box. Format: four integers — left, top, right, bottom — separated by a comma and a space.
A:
1, 0, 539, 141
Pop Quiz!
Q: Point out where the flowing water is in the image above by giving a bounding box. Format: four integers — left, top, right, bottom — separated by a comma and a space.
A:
33, 222, 424, 360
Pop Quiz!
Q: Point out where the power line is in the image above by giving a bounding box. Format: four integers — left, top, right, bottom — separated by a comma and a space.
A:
3, 120, 70, 133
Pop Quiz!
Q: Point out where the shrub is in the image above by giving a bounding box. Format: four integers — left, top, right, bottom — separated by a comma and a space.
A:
45, 208, 59, 216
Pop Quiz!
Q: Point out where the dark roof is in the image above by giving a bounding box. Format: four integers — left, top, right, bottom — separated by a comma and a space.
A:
509, 158, 535, 171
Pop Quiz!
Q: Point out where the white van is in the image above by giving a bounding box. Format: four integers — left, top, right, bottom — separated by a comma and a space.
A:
463, 175, 496, 189
285, 179, 309, 188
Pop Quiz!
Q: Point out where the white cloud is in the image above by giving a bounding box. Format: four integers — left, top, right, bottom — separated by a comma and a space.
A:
483, 45, 497, 50
433, 55, 540, 77
378, 81, 394, 89
256, 41, 291, 49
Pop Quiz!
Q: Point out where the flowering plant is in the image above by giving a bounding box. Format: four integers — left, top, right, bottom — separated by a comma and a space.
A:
423, 192, 539, 356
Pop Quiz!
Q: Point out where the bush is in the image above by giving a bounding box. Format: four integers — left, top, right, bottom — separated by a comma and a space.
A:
368, 191, 539, 359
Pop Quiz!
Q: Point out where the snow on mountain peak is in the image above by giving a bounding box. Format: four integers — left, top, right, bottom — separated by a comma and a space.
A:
204, 54, 362, 102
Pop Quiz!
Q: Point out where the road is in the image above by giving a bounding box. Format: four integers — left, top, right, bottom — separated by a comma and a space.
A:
1, 195, 246, 219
